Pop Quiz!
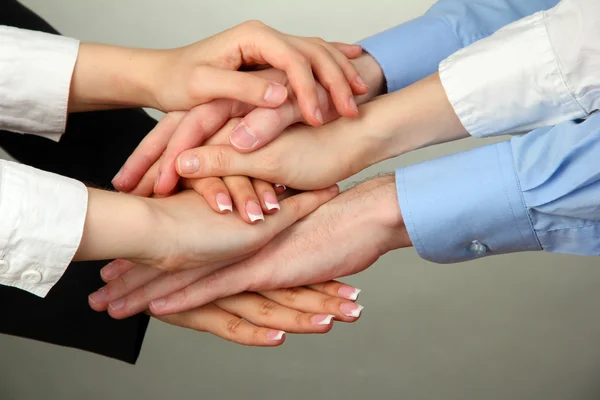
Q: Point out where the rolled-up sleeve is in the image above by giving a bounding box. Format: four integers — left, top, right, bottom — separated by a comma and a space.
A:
0, 25, 79, 141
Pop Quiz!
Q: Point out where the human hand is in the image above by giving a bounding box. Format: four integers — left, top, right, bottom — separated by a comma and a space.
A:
90, 176, 411, 317
112, 52, 385, 195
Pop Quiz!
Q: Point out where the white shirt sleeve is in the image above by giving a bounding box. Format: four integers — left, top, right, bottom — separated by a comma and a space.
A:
0, 160, 88, 297
438, 0, 600, 138
0, 25, 79, 142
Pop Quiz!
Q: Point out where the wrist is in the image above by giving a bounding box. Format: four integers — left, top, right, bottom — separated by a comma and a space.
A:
69, 43, 161, 112
74, 188, 156, 261
352, 52, 385, 105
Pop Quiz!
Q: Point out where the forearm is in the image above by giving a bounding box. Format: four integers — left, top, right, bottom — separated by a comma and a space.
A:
73, 188, 155, 261
68, 43, 165, 112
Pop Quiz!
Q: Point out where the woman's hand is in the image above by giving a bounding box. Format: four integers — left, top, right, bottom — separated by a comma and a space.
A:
69, 20, 367, 126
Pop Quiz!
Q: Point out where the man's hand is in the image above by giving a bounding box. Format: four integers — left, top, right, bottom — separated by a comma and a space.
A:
74, 185, 338, 271
90, 176, 411, 318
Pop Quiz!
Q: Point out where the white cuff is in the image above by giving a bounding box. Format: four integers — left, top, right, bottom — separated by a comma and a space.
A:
439, 11, 586, 138
0, 26, 79, 142
0, 160, 88, 297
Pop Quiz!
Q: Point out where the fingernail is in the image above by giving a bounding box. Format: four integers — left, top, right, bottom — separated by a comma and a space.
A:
264, 192, 280, 211
151, 298, 166, 310
267, 330, 285, 341
349, 96, 358, 113
274, 183, 286, 191
338, 286, 361, 301
88, 288, 107, 305
315, 107, 324, 125
112, 168, 123, 187
246, 201, 264, 222
264, 83, 288, 106
356, 75, 368, 88
312, 314, 335, 325
100, 262, 119, 281
178, 155, 200, 174
340, 303, 364, 318
230, 123, 257, 149
216, 193, 233, 212
109, 298, 125, 311
328, 184, 339, 192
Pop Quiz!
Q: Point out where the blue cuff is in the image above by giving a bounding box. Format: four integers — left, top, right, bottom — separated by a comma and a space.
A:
358, 15, 460, 93
396, 141, 542, 263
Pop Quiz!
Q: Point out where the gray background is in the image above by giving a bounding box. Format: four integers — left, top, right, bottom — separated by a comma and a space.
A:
2, 1, 600, 399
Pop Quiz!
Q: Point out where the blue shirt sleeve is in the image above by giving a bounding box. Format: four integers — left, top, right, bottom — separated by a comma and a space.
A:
396, 113, 600, 263
358, 0, 559, 93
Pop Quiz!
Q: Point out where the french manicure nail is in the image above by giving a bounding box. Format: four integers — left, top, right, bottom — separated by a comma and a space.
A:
356, 76, 368, 88
315, 107, 324, 125
338, 286, 361, 301
264, 192, 280, 211
267, 330, 286, 341
151, 298, 166, 310
88, 288, 107, 305
340, 303, 364, 318
230, 123, 257, 149
109, 298, 125, 311
246, 201, 264, 222
312, 314, 335, 325
349, 96, 358, 113
264, 83, 288, 106
274, 183, 286, 191
215, 193, 233, 212
178, 155, 200, 174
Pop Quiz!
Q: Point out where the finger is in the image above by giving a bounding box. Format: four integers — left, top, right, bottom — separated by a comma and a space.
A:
112, 112, 185, 192
214, 292, 334, 334
329, 42, 363, 59
307, 281, 362, 301
223, 176, 264, 224
148, 187, 341, 316
260, 286, 364, 322
100, 259, 137, 283
88, 263, 164, 312
154, 99, 234, 195
235, 24, 322, 126
182, 177, 233, 214
252, 178, 280, 214
191, 67, 289, 108
290, 37, 357, 119
128, 157, 161, 197
320, 41, 368, 96
157, 303, 286, 346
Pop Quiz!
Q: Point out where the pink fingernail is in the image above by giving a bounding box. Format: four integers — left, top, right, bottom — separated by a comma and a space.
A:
356, 76, 368, 88
230, 123, 257, 149
246, 201, 264, 222
109, 298, 125, 311
151, 298, 167, 310
340, 303, 364, 318
88, 288, 107, 305
267, 330, 285, 341
349, 96, 358, 113
216, 193, 233, 212
338, 286, 361, 300
264, 83, 287, 106
153, 171, 161, 191
178, 155, 200, 174
312, 314, 335, 325
264, 192, 280, 211
315, 107, 324, 125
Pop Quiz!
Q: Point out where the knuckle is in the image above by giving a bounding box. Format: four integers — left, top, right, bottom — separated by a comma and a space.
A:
259, 299, 278, 316
283, 287, 301, 304
226, 317, 244, 337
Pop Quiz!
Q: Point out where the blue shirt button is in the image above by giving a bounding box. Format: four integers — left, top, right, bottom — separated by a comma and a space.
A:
469, 240, 488, 255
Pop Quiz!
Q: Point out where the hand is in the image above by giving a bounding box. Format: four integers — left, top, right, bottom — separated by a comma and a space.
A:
73, 185, 339, 271
69, 20, 367, 126
90, 264, 362, 346
90, 176, 411, 318
112, 52, 385, 195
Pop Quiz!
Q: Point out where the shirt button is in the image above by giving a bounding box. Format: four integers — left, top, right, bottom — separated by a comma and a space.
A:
0, 260, 9, 274
21, 270, 42, 284
469, 240, 488, 255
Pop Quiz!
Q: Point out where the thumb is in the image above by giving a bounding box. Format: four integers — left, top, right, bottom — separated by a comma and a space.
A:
195, 67, 289, 108
176, 145, 265, 180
